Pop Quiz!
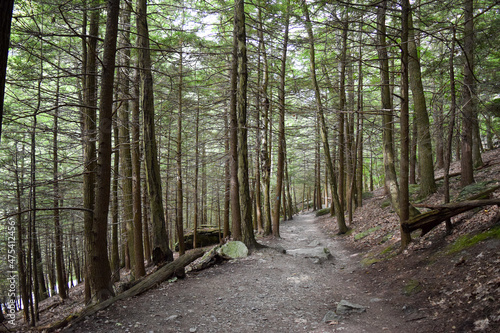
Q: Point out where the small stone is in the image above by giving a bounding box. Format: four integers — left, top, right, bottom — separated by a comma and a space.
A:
336, 300, 366, 315
322, 310, 343, 323
189, 328, 197, 332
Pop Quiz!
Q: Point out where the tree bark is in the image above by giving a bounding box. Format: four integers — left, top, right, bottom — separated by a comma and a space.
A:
400, 0, 412, 248
229, 9, 242, 241
378, 0, 402, 217
87, 0, 120, 302
408, 11, 436, 197
0, 0, 14, 140
272, 0, 291, 238
53, 66, 67, 299
82, 0, 99, 304
257, 3, 272, 236
460, 0, 475, 186
176, 50, 186, 256
235, 0, 258, 248
136, 0, 173, 264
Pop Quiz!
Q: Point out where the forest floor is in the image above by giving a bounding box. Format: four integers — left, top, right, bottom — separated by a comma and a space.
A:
6, 149, 500, 333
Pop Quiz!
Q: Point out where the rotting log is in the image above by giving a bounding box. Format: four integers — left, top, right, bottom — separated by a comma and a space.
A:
41, 248, 205, 332
402, 199, 500, 235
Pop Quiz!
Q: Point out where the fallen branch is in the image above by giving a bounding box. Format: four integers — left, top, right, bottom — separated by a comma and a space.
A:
40, 248, 205, 332
402, 199, 500, 235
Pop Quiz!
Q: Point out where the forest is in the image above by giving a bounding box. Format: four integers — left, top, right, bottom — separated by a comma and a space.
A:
0, 0, 499, 330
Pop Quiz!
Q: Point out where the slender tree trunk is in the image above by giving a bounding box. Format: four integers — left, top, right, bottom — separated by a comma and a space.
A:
119, 1, 144, 277
400, 0, 412, 248
356, 29, 364, 208
302, 0, 348, 234
338, 18, 348, 212
193, 96, 200, 248
14, 157, 30, 322
82, 0, 99, 304
378, 0, 401, 216
229, 8, 242, 241
255, 21, 264, 234
257, 5, 272, 236
224, 111, 231, 239
272, 0, 290, 238
444, 27, 457, 233
176, 50, 186, 255
53, 67, 67, 299
0, 0, 14, 139
235, 0, 258, 248
408, 11, 436, 196
87, 0, 120, 302
137, 0, 173, 264
460, 0, 475, 186
111, 124, 120, 282
410, 118, 417, 184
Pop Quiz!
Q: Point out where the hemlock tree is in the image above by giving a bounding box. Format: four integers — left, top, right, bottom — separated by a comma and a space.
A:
0, 0, 14, 140
408, 10, 436, 197
136, 0, 173, 264
87, 0, 120, 303
235, 0, 258, 248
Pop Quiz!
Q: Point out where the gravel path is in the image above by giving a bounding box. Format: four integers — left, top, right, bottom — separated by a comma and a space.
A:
64, 213, 422, 333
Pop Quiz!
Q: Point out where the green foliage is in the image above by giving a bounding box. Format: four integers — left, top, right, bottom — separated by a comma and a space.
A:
446, 226, 500, 255
354, 226, 381, 241
454, 180, 499, 202
403, 279, 422, 296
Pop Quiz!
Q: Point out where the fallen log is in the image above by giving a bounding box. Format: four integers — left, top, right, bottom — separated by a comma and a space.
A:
41, 248, 205, 332
402, 199, 500, 235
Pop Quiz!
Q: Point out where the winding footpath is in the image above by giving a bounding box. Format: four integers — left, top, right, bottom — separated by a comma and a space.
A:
65, 213, 423, 332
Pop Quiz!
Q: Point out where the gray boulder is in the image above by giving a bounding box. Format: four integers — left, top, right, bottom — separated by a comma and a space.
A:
217, 241, 248, 259
285, 246, 332, 263
336, 300, 367, 315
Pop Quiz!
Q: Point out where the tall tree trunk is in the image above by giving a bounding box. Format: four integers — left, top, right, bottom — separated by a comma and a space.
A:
131, 63, 147, 265
377, 0, 401, 216
224, 111, 231, 239
229, 8, 242, 241
111, 124, 120, 282
356, 26, 364, 208
136, 0, 173, 264
87, 0, 120, 302
410, 118, 417, 184
257, 3, 272, 236
0, 0, 14, 139
444, 27, 457, 233
460, 0, 475, 186
302, 0, 348, 234
272, 0, 290, 238
14, 155, 30, 322
235, 0, 258, 248
408, 11, 436, 197
176, 50, 186, 255
193, 93, 200, 248
53, 64, 67, 299
82, 0, 99, 304
338, 17, 348, 212
400, 0, 412, 248
119, 1, 145, 277
255, 16, 264, 234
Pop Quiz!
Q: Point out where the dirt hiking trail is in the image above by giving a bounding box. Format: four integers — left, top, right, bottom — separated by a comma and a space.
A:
63, 213, 427, 333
